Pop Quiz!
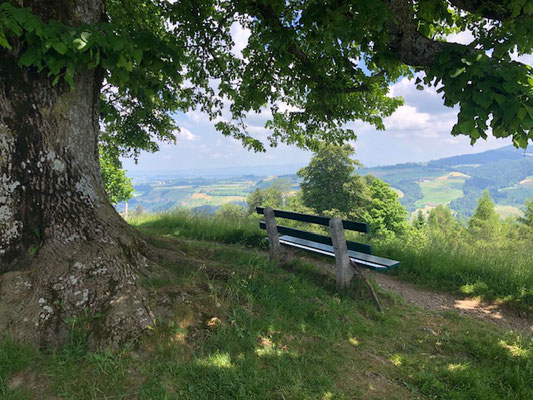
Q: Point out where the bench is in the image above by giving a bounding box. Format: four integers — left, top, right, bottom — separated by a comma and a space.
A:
257, 206, 400, 310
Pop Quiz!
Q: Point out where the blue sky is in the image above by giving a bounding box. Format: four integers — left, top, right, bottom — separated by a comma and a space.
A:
122, 28, 532, 176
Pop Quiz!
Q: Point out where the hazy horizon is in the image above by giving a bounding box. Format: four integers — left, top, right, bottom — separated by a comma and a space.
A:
125, 143, 529, 180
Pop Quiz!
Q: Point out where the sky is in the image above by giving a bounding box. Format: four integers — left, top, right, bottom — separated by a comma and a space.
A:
122, 27, 533, 177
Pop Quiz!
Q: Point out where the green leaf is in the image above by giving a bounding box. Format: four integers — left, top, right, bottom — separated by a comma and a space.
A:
116, 55, 133, 72
0, 32, 11, 49
517, 107, 526, 121
73, 37, 87, 50
19, 46, 41, 67
52, 41, 68, 54
450, 67, 465, 78
64, 65, 75, 89
524, 104, 533, 119
513, 132, 528, 148
81, 31, 91, 41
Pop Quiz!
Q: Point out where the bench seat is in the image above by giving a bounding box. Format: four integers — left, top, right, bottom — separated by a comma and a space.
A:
279, 235, 400, 271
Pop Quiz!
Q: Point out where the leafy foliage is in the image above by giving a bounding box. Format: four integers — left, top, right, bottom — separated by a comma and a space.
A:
246, 187, 284, 213
99, 147, 133, 205
215, 203, 247, 220
1, 0, 532, 160
298, 144, 368, 216
468, 190, 500, 237
362, 179, 409, 237
518, 198, 533, 229
413, 210, 426, 230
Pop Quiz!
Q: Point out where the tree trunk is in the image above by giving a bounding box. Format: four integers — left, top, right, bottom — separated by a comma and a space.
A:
0, 0, 156, 348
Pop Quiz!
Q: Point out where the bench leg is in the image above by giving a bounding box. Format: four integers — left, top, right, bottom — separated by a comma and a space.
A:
330, 218, 384, 311
264, 207, 282, 264
349, 260, 384, 313
329, 218, 355, 289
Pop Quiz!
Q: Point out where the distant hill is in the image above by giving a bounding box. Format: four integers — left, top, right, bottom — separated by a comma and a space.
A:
120, 145, 532, 219
360, 145, 533, 218
428, 145, 532, 168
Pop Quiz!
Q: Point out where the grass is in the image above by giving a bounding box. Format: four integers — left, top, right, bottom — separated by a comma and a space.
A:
2, 234, 532, 399
128, 209, 266, 248
132, 210, 533, 312
376, 238, 533, 311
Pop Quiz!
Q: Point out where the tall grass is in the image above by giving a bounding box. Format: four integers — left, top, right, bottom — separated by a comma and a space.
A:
128, 209, 267, 248
376, 237, 533, 310
129, 209, 533, 311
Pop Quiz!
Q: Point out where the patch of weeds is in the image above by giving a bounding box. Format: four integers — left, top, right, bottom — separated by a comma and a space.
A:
0, 337, 35, 400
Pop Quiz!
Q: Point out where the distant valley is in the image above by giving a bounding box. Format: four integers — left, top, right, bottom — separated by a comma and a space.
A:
120, 145, 533, 219
360, 145, 533, 218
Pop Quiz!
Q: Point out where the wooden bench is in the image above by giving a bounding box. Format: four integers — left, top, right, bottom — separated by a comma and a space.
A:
257, 206, 400, 310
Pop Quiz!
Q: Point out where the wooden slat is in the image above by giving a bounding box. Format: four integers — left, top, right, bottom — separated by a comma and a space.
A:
256, 207, 368, 233
259, 222, 372, 255
279, 236, 400, 270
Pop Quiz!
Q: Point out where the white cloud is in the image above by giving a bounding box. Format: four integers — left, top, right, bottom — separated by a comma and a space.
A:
230, 21, 251, 57
384, 105, 431, 131
446, 30, 475, 45
178, 127, 196, 141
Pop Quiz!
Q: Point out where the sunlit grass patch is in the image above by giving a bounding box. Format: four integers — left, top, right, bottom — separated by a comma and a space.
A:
128, 209, 266, 248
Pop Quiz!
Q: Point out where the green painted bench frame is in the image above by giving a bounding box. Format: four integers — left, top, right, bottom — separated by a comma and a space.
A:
256, 207, 400, 272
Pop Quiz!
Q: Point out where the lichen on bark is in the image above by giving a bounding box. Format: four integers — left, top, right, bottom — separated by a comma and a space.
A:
0, 124, 23, 259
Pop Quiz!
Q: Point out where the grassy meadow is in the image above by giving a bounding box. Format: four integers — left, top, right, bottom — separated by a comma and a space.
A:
376, 238, 533, 310
2, 225, 532, 399
415, 173, 467, 208
129, 210, 533, 312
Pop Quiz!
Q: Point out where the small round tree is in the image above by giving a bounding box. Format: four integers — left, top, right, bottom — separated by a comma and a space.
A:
298, 144, 369, 217
468, 190, 501, 238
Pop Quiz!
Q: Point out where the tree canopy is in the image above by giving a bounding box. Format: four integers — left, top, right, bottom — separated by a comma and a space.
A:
99, 147, 134, 205
1, 0, 532, 157
298, 144, 368, 215
518, 199, 533, 228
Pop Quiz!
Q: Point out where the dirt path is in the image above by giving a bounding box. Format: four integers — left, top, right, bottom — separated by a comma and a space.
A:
301, 255, 533, 335
368, 270, 533, 335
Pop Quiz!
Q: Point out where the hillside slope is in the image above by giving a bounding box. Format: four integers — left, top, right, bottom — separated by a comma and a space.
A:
360, 146, 533, 217
123, 145, 533, 218
3, 223, 531, 399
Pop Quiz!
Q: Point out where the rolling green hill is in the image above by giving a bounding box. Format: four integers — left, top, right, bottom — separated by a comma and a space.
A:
360, 146, 533, 218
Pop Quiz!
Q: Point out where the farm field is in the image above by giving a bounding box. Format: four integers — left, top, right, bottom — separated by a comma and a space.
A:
120, 145, 533, 218
494, 205, 524, 219
520, 175, 533, 186
414, 172, 468, 208
120, 175, 300, 214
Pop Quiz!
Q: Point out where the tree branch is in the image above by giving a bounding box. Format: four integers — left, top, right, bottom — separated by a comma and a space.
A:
251, 1, 372, 94
386, 0, 459, 67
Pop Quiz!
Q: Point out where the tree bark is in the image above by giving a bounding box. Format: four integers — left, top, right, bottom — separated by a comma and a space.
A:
386, 0, 450, 67
0, 0, 156, 348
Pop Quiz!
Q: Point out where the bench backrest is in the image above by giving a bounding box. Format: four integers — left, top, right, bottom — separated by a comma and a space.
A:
256, 207, 368, 233
256, 207, 372, 255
